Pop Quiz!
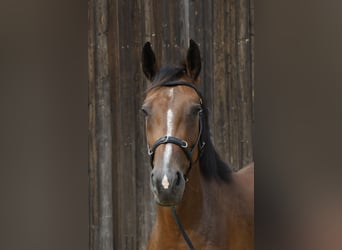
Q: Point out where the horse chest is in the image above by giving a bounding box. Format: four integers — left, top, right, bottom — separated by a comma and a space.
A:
147, 233, 224, 250
147, 221, 228, 250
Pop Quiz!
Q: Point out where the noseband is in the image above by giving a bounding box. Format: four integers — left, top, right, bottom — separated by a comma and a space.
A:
146, 81, 206, 180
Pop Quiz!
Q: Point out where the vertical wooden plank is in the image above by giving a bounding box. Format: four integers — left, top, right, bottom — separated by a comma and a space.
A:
89, 0, 113, 249
236, 0, 253, 167
226, 0, 241, 170
116, 1, 138, 249
168, 0, 176, 61
212, 0, 230, 165
143, 0, 152, 42
188, 0, 201, 43
94, 0, 114, 246
132, 1, 156, 249
150, 0, 162, 62
160, 0, 170, 63
141, 5, 157, 239
140, 2, 156, 248
88, 0, 98, 249
201, 0, 214, 124
170, 0, 189, 60
250, 0, 255, 158
134, 22, 156, 247
181, 0, 190, 49
188, 0, 203, 87
107, 0, 120, 249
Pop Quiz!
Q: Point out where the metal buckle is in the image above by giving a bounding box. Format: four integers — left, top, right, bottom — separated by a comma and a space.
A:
147, 145, 153, 155
200, 141, 206, 150
181, 140, 188, 148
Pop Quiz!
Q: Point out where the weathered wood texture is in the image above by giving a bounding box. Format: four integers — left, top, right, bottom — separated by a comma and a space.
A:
89, 0, 113, 249
89, 0, 254, 249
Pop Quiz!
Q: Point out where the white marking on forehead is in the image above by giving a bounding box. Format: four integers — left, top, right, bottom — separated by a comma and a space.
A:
166, 88, 175, 136
166, 109, 173, 135
163, 109, 173, 170
162, 174, 170, 189
168, 88, 174, 98
163, 88, 175, 170
163, 144, 172, 171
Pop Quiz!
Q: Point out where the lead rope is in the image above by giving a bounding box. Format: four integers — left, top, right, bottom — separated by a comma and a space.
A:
171, 207, 195, 250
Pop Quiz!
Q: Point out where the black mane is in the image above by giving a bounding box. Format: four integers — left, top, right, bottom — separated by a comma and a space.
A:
198, 100, 232, 182
146, 65, 232, 182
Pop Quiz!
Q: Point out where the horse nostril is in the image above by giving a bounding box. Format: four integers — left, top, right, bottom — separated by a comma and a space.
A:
175, 171, 181, 186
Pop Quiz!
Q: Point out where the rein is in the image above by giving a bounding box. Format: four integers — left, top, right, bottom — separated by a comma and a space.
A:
146, 81, 206, 249
172, 207, 195, 250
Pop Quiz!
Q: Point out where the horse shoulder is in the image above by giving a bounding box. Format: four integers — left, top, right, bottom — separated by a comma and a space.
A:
235, 161, 254, 200
222, 162, 254, 249
220, 162, 254, 218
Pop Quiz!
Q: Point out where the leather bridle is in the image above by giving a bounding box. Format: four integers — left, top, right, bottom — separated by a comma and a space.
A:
145, 81, 206, 181
145, 80, 206, 249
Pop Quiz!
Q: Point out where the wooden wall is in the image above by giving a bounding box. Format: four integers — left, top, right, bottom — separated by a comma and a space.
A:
89, 0, 254, 249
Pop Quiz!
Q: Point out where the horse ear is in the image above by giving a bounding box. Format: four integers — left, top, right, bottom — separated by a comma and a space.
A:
186, 39, 201, 81
142, 42, 158, 81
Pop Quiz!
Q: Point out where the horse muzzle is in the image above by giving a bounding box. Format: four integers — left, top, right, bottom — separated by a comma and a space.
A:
150, 168, 185, 206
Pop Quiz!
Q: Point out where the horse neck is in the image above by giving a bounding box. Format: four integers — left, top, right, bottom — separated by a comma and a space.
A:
155, 160, 207, 232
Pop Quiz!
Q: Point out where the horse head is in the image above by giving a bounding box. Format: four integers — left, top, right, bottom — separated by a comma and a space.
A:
141, 40, 203, 206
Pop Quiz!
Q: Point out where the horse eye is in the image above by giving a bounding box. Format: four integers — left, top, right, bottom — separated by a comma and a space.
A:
191, 105, 202, 115
141, 106, 149, 116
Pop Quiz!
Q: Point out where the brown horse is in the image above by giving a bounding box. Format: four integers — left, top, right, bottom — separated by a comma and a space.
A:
141, 40, 254, 250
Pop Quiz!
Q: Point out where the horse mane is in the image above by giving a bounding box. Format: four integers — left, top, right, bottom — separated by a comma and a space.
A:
146, 64, 232, 182
199, 100, 232, 182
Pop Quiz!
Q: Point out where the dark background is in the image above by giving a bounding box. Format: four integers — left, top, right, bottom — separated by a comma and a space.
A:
0, 0, 88, 249
0, 0, 341, 249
